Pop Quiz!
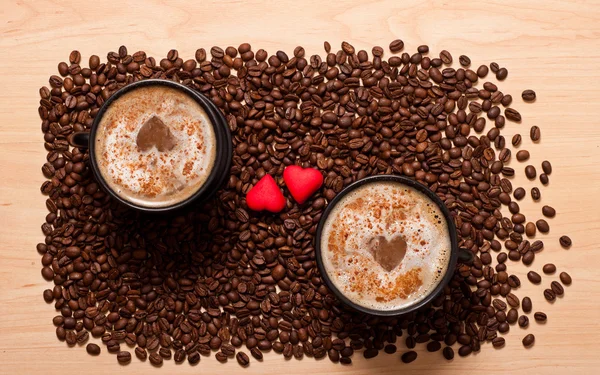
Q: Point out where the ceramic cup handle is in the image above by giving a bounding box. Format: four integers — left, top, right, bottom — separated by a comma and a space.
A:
68, 132, 90, 149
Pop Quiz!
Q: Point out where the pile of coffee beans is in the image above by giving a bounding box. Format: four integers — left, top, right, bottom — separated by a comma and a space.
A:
38, 41, 572, 366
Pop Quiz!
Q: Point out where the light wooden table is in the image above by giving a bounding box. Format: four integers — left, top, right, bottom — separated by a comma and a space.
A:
1, 0, 600, 374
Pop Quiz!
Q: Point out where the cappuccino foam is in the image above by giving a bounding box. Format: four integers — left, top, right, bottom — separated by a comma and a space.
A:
95, 85, 216, 208
320, 181, 452, 311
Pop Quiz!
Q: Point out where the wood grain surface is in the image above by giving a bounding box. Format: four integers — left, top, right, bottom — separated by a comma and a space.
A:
1, 0, 600, 374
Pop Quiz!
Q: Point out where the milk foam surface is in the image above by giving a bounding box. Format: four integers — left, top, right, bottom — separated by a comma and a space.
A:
320, 181, 451, 311
94, 86, 216, 208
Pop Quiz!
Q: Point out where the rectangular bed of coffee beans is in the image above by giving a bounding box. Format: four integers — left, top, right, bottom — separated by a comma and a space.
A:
38, 41, 573, 366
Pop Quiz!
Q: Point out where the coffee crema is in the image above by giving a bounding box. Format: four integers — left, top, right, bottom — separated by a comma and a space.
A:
320, 181, 451, 311
94, 85, 216, 208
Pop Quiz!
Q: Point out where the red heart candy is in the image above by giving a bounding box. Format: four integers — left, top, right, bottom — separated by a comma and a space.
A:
283, 165, 324, 204
246, 174, 286, 213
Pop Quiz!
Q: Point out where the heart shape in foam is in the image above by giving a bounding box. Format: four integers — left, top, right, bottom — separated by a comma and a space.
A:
283, 165, 324, 204
367, 235, 408, 272
246, 174, 286, 213
136, 115, 177, 152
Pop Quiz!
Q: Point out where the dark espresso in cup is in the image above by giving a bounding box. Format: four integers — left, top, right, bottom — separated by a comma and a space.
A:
319, 180, 452, 312
94, 85, 216, 208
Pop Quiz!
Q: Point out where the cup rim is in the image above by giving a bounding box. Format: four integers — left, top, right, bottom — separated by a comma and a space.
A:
314, 174, 459, 317
87, 79, 232, 213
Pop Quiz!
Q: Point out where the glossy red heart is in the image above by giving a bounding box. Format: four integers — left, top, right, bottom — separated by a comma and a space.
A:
246, 174, 286, 213
283, 165, 324, 204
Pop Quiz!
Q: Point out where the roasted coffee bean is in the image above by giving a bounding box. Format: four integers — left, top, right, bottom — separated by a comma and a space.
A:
492, 337, 505, 348
107, 340, 120, 353
236, 352, 250, 366
522, 297, 532, 313
188, 351, 200, 365
544, 289, 556, 301
527, 271, 542, 284
417, 44, 429, 53
508, 250, 521, 261
516, 150, 530, 161
559, 235, 572, 248
341, 41, 355, 54
531, 240, 544, 252
195, 48, 206, 62
542, 263, 556, 274
540, 161, 552, 175
496, 67, 508, 80
525, 165, 536, 179
363, 348, 379, 359
51, 316, 63, 327
558, 272, 572, 286
531, 187, 541, 201
339, 356, 351, 364
498, 322, 510, 333
89, 55, 100, 69
522, 251, 534, 266
536, 219, 550, 233
56, 327, 66, 341
522, 334, 535, 347
518, 315, 529, 328
440, 50, 452, 64
512, 134, 522, 146
458, 345, 472, 357
506, 293, 520, 308
507, 308, 518, 324
505, 108, 521, 122
149, 352, 163, 366
477, 65, 489, 77
540, 173, 549, 185
542, 205, 556, 217
384, 344, 397, 354
76, 330, 89, 344
250, 348, 263, 360
493, 299, 507, 311
174, 349, 186, 363
389, 39, 404, 52
401, 350, 417, 363
43, 289, 54, 303
534, 312, 547, 322
117, 351, 131, 364
514, 188, 526, 200
159, 348, 172, 360
530, 126, 541, 141
459, 55, 471, 67
522, 90, 536, 102
135, 346, 148, 361
426, 341, 441, 352
86, 343, 101, 355
498, 148, 511, 163
509, 202, 520, 214
443, 346, 454, 360
551, 281, 564, 295
510, 275, 521, 287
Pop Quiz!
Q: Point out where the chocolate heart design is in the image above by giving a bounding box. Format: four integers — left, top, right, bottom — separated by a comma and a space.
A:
136, 116, 177, 152
367, 235, 408, 272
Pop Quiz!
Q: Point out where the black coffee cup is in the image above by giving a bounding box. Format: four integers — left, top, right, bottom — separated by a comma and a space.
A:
68, 79, 232, 213
315, 175, 473, 316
